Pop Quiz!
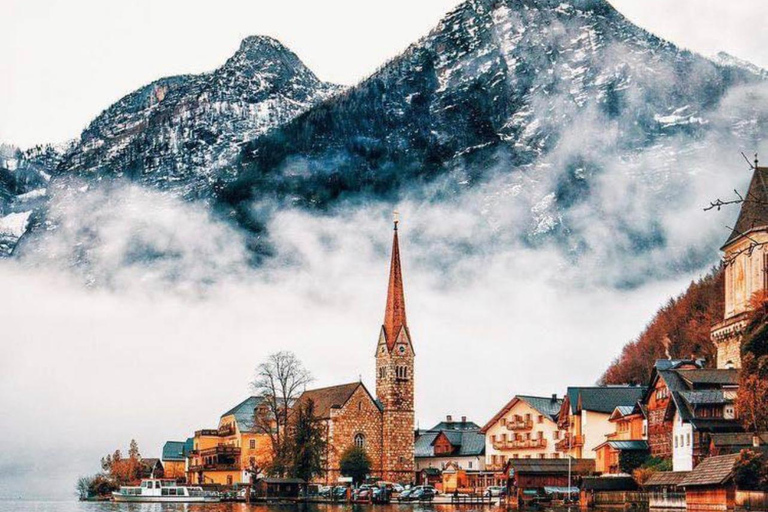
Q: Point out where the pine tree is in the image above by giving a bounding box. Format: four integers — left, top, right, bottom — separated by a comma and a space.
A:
289, 398, 325, 485
129, 439, 141, 460
340, 446, 371, 486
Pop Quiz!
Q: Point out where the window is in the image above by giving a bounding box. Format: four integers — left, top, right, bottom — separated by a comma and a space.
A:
538, 453, 545, 459
552, 453, 560, 459
674, 436, 678, 448
249, 439, 256, 449
553, 431, 560, 440
469, 461, 473, 469
395, 366, 409, 379
354, 433, 366, 449
537, 431, 544, 439
538, 415, 544, 424
686, 433, 690, 446
501, 418, 506, 426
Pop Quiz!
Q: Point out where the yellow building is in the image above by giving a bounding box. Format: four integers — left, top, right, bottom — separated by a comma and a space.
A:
481, 395, 563, 469
187, 397, 272, 486
161, 440, 191, 480
556, 386, 646, 460
593, 404, 648, 474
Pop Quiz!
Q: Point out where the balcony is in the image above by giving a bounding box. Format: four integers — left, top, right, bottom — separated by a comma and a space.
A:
555, 434, 584, 452
492, 439, 547, 450
505, 419, 533, 431
188, 463, 240, 472
198, 445, 241, 457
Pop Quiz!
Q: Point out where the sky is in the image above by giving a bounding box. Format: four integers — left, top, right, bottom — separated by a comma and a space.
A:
0, 0, 767, 148
1, 0, 768, 502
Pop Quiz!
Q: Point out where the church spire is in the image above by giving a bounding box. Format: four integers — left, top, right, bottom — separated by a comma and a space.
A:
383, 213, 407, 351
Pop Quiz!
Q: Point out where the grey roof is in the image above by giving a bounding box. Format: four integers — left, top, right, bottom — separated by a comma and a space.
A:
518, 395, 562, 421
643, 471, 691, 488
508, 459, 595, 475
676, 369, 740, 387
679, 454, 739, 487
414, 428, 485, 458
567, 386, 646, 414
613, 406, 635, 417
723, 166, 768, 247
710, 432, 768, 447
429, 420, 481, 431
221, 396, 265, 433
607, 440, 649, 451
161, 441, 187, 461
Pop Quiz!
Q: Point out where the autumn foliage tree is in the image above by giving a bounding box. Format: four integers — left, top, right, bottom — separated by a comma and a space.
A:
100, 440, 143, 485
736, 293, 768, 433
601, 267, 723, 385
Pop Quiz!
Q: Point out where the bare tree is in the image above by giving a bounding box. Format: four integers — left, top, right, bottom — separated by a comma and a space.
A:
251, 351, 313, 476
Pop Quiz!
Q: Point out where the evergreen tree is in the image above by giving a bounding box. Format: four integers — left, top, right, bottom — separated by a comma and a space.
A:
339, 446, 371, 486
129, 439, 141, 460
289, 398, 325, 486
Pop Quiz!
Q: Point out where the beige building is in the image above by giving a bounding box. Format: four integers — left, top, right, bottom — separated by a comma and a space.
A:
556, 386, 646, 460
480, 395, 563, 469
711, 163, 768, 369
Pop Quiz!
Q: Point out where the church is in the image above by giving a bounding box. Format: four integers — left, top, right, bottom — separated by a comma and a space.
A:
294, 218, 416, 484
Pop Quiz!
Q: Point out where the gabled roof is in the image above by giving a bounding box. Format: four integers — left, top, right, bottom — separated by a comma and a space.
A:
723, 166, 768, 248
161, 441, 187, 461
567, 386, 646, 414
582, 476, 638, 491
676, 369, 739, 387
607, 440, 648, 451
221, 396, 266, 433
481, 394, 561, 432
429, 419, 481, 431
414, 428, 485, 458
296, 382, 380, 420
679, 390, 733, 406
507, 458, 595, 475
643, 471, 691, 488
679, 454, 739, 487
710, 432, 768, 448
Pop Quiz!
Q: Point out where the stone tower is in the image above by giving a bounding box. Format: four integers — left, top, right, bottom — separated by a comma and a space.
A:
711, 163, 768, 369
375, 217, 415, 483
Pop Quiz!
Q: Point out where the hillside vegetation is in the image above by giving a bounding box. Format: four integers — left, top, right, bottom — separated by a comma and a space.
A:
601, 267, 724, 385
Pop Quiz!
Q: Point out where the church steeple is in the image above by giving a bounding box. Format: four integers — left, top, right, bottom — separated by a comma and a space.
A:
383, 215, 407, 351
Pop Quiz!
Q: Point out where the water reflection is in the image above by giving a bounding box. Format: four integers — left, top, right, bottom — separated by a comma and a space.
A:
0, 503, 513, 512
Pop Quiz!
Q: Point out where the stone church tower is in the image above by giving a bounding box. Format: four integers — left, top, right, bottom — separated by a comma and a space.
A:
375, 217, 415, 482
711, 162, 768, 369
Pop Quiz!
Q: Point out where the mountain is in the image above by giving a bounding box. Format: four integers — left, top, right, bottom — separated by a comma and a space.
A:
0, 143, 68, 256
8, 0, 768, 288
58, 35, 342, 198
219, 0, 761, 272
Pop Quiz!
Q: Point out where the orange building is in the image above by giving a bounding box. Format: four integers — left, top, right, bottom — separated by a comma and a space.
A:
187, 397, 272, 486
593, 404, 648, 474
161, 440, 191, 480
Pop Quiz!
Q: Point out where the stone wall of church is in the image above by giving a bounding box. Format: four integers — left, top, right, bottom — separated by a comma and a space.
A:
318, 385, 383, 484
382, 409, 415, 483
716, 337, 742, 369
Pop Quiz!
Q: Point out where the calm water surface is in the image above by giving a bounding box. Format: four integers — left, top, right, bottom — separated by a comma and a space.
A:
0, 503, 521, 512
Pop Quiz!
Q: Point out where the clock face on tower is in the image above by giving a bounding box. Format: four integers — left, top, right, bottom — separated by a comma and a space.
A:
398, 345, 406, 354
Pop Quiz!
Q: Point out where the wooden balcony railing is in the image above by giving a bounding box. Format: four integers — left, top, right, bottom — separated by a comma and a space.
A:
555, 434, 584, 451
505, 419, 533, 431
198, 445, 241, 457
492, 439, 547, 450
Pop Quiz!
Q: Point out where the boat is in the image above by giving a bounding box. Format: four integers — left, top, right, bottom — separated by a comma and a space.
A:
112, 478, 220, 502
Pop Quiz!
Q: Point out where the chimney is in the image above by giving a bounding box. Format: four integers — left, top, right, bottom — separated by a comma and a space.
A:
446, 415, 452, 422
461, 416, 467, 423
552, 394, 558, 402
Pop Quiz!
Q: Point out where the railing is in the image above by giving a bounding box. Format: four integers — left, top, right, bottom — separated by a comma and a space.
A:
493, 439, 548, 450
505, 419, 533, 431
198, 445, 241, 457
218, 425, 236, 437
555, 434, 584, 451
188, 463, 240, 472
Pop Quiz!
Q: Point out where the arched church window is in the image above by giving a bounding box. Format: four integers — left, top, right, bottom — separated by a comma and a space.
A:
354, 433, 365, 449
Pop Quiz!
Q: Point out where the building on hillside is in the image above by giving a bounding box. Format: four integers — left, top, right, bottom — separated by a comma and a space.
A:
556, 386, 646, 460
642, 360, 742, 471
593, 404, 648, 474
709, 432, 768, 456
711, 162, 768, 370
481, 395, 563, 469
140, 458, 164, 478
186, 396, 273, 486
161, 440, 191, 480
293, 219, 415, 484
415, 416, 485, 473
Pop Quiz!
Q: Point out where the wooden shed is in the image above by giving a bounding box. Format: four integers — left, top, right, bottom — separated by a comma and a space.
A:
505, 458, 595, 505
643, 471, 690, 509
254, 477, 305, 499
679, 453, 739, 511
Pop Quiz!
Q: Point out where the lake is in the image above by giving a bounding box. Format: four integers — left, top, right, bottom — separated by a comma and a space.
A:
0, 503, 520, 512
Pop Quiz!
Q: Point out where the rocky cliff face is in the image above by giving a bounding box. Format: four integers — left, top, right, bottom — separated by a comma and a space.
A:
59, 35, 342, 198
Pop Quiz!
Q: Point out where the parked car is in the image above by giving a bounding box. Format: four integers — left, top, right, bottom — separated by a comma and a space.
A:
318, 486, 332, 497
410, 487, 436, 501
332, 486, 348, 500
485, 486, 507, 497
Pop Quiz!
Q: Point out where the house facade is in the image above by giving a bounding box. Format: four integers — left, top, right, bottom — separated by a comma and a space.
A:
593, 404, 648, 474
294, 219, 415, 484
711, 164, 768, 370
414, 416, 485, 473
556, 386, 646, 460
481, 395, 563, 469
186, 396, 273, 486
161, 440, 191, 479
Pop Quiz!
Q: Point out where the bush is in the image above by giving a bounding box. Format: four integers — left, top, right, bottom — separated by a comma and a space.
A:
339, 446, 371, 485
633, 456, 672, 484
734, 449, 768, 491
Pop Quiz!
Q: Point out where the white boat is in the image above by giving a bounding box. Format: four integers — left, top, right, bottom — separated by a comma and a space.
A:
112, 478, 219, 502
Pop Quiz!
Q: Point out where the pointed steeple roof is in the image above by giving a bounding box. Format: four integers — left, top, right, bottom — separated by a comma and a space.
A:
383, 217, 407, 351
723, 165, 768, 248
